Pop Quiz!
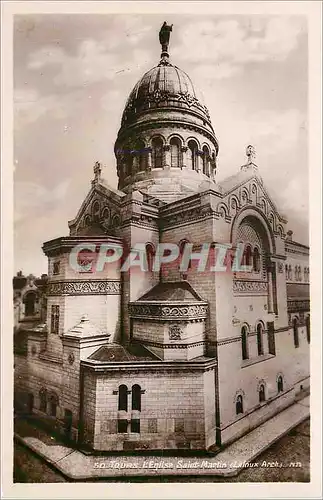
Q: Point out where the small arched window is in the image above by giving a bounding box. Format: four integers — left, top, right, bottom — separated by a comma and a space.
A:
145, 244, 155, 272
118, 385, 128, 412
202, 145, 209, 175
306, 315, 310, 343
259, 384, 266, 403
256, 322, 264, 356
285, 264, 288, 277
170, 137, 182, 168
236, 395, 243, 415
131, 384, 141, 411
277, 375, 284, 393
293, 317, 299, 348
152, 137, 163, 168
188, 140, 198, 171
241, 326, 249, 360
288, 265, 292, 280
134, 140, 147, 172
253, 247, 261, 273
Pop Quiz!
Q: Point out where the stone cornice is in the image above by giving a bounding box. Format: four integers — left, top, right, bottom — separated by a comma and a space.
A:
42, 236, 122, 257
133, 339, 206, 349
81, 357, 217, 373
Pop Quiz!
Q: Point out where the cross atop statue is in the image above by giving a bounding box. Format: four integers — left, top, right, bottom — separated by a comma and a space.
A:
246, 145, 256, 164
93, 161, 102, 183
159, 21, 173, 56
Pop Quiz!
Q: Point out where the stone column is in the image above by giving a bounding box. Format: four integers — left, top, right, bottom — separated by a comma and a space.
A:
196, 150, 203, 173
146, 147, 152, 171
267, 260, 275, 314
181, 146, 188, 169
163, 144, 171, 169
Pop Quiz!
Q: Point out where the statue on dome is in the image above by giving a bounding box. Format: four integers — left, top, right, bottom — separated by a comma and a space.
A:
159, 21, 173, 53
246, 145, 256, 164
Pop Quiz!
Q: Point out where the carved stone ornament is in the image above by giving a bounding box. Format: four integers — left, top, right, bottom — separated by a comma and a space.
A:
233, 280, 268, 294
68, 352, 75, 365
169, 324, 182, 340
47, 280, 121, 296
278, 262, 284, 273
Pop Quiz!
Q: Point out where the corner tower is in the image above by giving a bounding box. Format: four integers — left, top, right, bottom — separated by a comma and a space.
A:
114, 22, 219, 203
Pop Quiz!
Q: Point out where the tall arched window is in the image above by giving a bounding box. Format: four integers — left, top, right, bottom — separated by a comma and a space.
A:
145, 244, 155, 272
152, 137, 163, 168
295, 265, 298, 281
259, 384, 266, 403
49, 393, 58, 417
135, 140, 147, 172
298, 266, 302, 281
39, 388, 47, 413
256, 322, 264, 356
179, 239, 191, 272
170, 138, 182, 168
125, 152, 133, 177
118, 385, 128, 412
293, 317, 299, 348
288, 265, 292, 280
253, 247, 261, 272
24, 292, 36, 316
202, 145, 209, 175
236, 395, 243, 415
306, 315, 310, 343
277, 375, 284, 393
242, 245, 252, 267
188, 140, 198, 171
241, 326, 249, 360
131, 384, 141, 411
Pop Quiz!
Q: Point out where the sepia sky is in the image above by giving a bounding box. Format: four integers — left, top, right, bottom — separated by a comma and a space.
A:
14, 14, 308, 276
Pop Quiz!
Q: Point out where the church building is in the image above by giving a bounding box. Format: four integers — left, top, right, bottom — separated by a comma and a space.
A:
14, 23, 310, 451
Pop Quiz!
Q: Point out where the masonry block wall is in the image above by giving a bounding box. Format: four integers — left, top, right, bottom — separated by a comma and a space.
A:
84, 366, 216, 451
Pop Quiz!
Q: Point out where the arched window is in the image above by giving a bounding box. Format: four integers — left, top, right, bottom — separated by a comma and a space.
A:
118, 385, 128, 412
285, 264, 288, 278
152, 137, 163, 168
288, 265, 292, 280
235, 395, 243, 415
91, 200, 100, 218
24, 292, 36, 316
242, 245, 252, 267
253, 247, 261, 273
293, 317, 299, 348
259, 384, 266, 403
306, 315, 310, 343
298, 266, 302, 281
170, 137, 182, 168
131, 384, 141, 411
277, 375, 284, 393
48, 393, 58, 417
134, 140, 147, 172
241, 326, 249, 360
39, 388, 47, 413
179, 239, 191, 272
145, 244, 155, 272
188, 140, 198, 171
256, 322, 264, 356
202, 145, 209, 175
295, 265, 298, 281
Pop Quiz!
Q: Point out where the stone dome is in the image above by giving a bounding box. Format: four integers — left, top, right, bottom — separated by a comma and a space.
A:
114, 25, 219, 202
121, 60, 212, 129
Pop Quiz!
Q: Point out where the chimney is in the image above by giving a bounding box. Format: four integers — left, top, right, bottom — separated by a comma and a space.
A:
286, 230, 293, 242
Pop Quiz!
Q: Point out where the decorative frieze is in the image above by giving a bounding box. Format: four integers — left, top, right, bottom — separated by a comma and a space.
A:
129, 303, 208, 321
233, 280, 268, 294
47, 280, 121, 296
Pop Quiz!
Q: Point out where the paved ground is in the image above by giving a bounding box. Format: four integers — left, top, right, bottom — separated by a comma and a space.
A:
14, 419, 310, 483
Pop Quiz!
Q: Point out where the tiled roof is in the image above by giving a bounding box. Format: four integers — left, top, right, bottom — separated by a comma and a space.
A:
88, 343, 158, 362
